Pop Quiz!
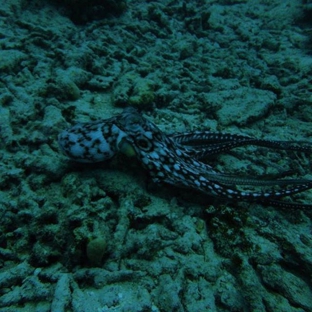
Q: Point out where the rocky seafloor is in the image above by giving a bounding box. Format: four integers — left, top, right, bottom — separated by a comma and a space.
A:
1, 0, 312, 311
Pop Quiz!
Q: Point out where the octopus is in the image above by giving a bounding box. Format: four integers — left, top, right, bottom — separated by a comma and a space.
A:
58, 107, 312, 210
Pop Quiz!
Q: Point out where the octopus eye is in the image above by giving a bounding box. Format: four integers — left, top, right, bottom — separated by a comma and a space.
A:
136, 136, 152, 151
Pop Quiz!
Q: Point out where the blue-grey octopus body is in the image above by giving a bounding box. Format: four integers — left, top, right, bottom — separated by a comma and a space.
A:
58, 108, 312, 209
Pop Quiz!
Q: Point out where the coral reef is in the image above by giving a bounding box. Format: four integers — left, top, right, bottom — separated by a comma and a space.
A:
0, 0, 312, 310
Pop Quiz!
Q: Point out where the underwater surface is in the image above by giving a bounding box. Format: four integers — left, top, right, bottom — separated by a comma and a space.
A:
0, 0, 312, 311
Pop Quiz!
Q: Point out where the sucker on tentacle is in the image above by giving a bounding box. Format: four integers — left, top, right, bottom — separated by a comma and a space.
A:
58, 108, 312, 209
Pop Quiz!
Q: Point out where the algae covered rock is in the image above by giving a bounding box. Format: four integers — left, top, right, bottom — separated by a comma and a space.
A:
86, 237, 108, 266
0, 50, 27, 73
50, 0, 127, 24
112, 72, 155, 110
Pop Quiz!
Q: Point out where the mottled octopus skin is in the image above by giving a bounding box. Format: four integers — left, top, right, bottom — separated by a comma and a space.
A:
58, 116, 127, 163
58, 108, 312, 209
